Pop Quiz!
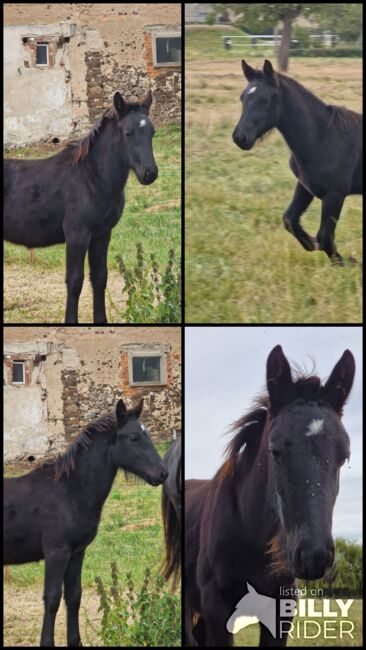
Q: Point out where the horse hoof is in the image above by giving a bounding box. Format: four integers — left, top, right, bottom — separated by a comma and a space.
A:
347, 255, 358, 266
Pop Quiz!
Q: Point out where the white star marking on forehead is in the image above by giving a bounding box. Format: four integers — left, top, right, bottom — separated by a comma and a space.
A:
139, 119, 146, 128
247, 86, 257, 95
305, 419, 324, 437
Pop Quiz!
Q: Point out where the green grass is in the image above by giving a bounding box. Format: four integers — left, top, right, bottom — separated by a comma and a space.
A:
186, 25, 278, 62
234, 598, 363, 646
185, 56, 362, 323
4, 124, 181, 323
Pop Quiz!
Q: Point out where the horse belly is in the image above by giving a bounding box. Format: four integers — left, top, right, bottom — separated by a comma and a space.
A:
4, 205, 65, 248
4, 520, 43, 564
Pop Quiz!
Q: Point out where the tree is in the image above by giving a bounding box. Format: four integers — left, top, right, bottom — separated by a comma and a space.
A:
215, 3, 362, 70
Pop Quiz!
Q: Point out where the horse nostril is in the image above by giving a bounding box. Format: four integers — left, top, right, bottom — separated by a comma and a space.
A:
295, 547, 304, 571
144, 169, 150, 180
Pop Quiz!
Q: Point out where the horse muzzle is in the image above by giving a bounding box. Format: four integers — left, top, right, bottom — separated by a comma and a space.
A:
137, 165, 158, 185
232, 130, 254, 150
294, 541, 335, 580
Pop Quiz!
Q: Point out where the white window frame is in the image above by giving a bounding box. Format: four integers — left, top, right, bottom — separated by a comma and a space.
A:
128, 351, 167, 386
152, 31, 181, 68
36, 42, 49, 67
12, 361, 25, 385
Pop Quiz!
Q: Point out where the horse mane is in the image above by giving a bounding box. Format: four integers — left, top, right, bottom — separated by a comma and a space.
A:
69, 107, 118, 165
327, 104, 361, 133
51, 412, 117, 480
278, 72, 361, 132
215, 397, 269, 482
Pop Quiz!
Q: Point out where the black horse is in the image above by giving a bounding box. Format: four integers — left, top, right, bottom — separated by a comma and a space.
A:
4, 90, 158, 323
185, 345, 355, 646
161, 437, 181, 589
4, 398, 168, 647
233, 60, 362, 263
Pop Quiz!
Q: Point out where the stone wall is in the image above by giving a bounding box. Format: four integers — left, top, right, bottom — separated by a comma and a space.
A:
4, 327, 181, 462
4, 4, 181, 145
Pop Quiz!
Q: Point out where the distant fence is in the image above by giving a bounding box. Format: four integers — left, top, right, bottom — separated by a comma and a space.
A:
221, 33, 362, 57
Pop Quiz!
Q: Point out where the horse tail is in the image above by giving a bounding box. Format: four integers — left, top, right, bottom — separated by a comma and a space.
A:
161, 485, 181, 590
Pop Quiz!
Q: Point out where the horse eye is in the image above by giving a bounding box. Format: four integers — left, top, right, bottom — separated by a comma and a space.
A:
261, 97, 269, 104
125, 131, 132, 137
129, 434, 138, 442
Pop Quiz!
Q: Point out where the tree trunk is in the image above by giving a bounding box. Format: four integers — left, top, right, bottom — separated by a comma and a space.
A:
278, 15, 292, 71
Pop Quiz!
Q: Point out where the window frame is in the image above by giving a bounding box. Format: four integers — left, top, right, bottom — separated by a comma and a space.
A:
36, 42, 49, 67
152, 31, 181, 68
128, 351, 167, 386
12, 361, 26, 385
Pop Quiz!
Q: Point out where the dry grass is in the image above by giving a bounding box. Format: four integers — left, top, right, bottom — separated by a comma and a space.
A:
4, 266, 126, 324
3, 582, 102, 647
185, 57, 362, 323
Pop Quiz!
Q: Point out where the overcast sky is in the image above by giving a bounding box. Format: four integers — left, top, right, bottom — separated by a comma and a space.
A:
185, 326, 362, 542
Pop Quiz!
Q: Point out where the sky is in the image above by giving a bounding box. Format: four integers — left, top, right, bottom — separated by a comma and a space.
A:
185, 326, 362, 542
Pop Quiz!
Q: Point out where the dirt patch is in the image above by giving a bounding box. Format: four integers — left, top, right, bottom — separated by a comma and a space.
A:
4, 267, 126, 324
3, 582, 102, 647
121, 518, 158, 531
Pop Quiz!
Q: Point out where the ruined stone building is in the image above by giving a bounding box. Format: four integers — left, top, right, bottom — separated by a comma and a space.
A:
4, 327, 181, 462
4, 3, 181, 146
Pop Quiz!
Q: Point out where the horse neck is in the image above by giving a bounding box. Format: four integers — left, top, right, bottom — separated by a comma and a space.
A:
87, 120, 130, 192
277, 77, 330, 162
68, 435, 117, 512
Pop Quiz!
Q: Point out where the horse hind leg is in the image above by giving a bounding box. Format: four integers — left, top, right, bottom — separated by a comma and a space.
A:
40, 546, 71, 646
64, 550, 85, 647
316, 194, 354, 264
283, 182, 317, 252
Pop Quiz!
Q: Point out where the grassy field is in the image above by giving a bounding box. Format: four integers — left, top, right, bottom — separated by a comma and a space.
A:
234, 598, 363, 646
3, 442, 182, 647
4, 124, 181, 324
185, 38, 362, 323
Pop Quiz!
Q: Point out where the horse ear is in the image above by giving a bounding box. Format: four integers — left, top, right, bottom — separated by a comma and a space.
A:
133, 398, 144, 419
114, 92, 127, 117
246, 582, 255, 593
322, 350, 355, 415
263, 60, 275, 77
263, 59, 278, 86
116, 398, 128, 424
141, 90, 152, 115
242, 59, 257, 82
267, 345, 296, 416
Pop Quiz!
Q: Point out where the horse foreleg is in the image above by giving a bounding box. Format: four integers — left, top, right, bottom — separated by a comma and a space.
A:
200, 580, 233, 646
316, 194, 345, 263
64, 550, 85, 647
64, 233, 90, 324
283, 182, 317, 251
88, 232, 111, 324
41, 547, 70, 647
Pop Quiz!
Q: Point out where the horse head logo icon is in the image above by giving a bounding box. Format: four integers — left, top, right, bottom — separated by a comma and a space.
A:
226, 582, 278, 637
